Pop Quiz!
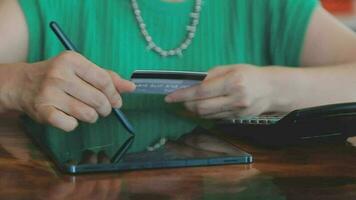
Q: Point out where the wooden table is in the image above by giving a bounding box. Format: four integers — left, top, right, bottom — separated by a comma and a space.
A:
1, 114, 356, 200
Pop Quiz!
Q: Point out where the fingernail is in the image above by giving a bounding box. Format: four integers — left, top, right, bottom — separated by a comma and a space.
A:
65, 119, 78, 132
113, 95, 122, 108
114, 101, 122, 108
125, 82, 136, 92
90, 114, 99, 123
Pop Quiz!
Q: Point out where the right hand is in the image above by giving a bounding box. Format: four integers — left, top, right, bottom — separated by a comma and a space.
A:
15, 51, 135, 132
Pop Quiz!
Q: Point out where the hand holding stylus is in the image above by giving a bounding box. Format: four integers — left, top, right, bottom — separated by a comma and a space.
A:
20, 50, 135, 132
49, 21, 135, 163
15, 24, 136, 132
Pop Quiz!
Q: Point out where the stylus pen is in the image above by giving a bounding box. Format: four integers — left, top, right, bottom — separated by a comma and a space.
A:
49, 21, 136, 136
110, 136, 135, 163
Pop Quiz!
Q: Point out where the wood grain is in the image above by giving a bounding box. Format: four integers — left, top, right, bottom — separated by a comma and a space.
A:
0, 114, 355, 200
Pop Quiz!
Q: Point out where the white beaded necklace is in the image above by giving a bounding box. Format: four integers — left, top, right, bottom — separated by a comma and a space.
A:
131, 0, 203, 57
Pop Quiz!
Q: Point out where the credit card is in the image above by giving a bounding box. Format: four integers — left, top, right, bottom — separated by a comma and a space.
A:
131, 70, 207, 94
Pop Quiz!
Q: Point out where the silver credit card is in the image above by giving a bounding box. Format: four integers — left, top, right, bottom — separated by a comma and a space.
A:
131, 70, 207, 95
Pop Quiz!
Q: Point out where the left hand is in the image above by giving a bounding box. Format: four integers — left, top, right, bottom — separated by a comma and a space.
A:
165, 65, 275, 119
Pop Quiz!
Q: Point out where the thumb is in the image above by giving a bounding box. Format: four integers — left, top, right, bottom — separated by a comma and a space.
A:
205, 66, 233, 81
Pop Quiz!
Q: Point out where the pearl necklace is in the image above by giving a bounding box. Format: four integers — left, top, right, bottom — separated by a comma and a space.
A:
131, 0, 203, 57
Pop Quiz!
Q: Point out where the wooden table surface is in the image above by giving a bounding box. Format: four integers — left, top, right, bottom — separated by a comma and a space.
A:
1, 114, 356, 200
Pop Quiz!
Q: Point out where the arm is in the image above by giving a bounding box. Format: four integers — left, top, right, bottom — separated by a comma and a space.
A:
0, 0, 28, 63
268, 6, 356, 111
165, 6, 356, 118
0, 0, 27, 112
0, 1, 135, 131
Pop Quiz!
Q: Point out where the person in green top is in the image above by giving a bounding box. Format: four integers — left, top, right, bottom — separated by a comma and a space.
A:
0, 0, 356, 134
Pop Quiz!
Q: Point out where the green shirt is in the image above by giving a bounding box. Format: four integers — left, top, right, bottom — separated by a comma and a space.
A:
18, 0, 318, 159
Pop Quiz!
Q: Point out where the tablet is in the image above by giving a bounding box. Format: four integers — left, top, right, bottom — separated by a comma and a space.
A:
23, 122, 252, 174
22, 70, 252, 174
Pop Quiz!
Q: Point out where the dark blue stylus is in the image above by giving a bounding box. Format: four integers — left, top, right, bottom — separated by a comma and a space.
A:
49, 21, 136, 136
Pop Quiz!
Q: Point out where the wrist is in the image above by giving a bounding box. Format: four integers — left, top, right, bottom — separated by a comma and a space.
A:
263, 66, 308, 113
0, 63, 29, 112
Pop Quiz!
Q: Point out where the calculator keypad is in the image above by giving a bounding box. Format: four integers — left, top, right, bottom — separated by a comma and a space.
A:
222, 115, 286, 125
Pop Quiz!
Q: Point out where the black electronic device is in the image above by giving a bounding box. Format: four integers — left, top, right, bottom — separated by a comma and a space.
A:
217, 103, 356, 146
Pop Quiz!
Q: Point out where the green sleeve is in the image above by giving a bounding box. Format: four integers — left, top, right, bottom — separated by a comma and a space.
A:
269, 0, 319, 66
17, 0, 44, 63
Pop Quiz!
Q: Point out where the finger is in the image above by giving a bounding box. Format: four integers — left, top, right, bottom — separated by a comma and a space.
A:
205, 66, 233, 81
63, 78, 113, 116
74, 180, 96, 199
165, 75, 229, 103
235, 105, 264, 117
347, 137, 356, 147
36, 105, 78, 132
203, 104, 264, 119
51, 90, 99, 123
203, 111, 235, 119
184, 96, 232, 116
93, 179, 111, 200
165, 85, 199, 103
107, 70, 136, 93
46, 181, 76, 200
106, 179, 122, 200
79, 150, 98, 164
97, 151, 111, 164
66, 52, 121, 108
